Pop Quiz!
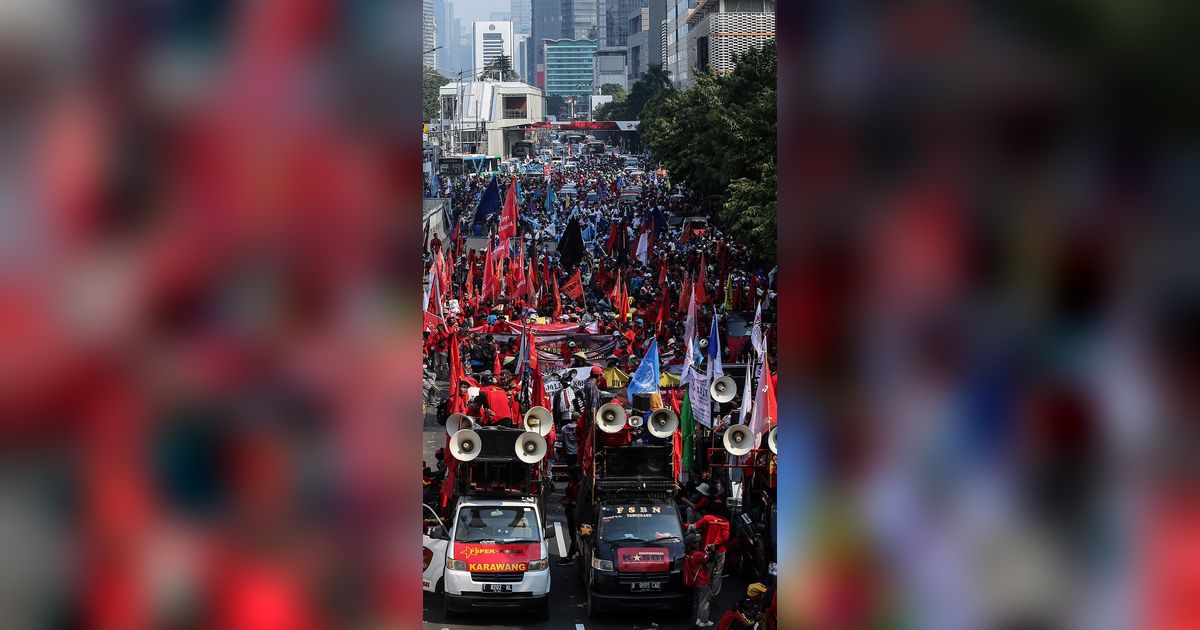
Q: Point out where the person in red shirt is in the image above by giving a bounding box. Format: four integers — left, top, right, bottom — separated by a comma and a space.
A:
716, 598, 759, 629
689, 513, 731, 598
683, 541, 716, 627
477, 374, 515, 426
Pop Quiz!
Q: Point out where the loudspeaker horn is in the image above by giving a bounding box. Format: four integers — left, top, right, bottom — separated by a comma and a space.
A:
767, 425, 777, 454
628, 415, 644, 428
515, 431, 548, 463
523, 406, 553, 436
595, 402, 628, 434
647, 408, 679, 438
710, 375, 737, 403
446, 413, 475, 437
723, 424, 754, 456
450, 429, 481, 461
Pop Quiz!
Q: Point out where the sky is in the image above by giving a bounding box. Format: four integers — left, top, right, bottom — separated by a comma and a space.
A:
449, 0, 513, 25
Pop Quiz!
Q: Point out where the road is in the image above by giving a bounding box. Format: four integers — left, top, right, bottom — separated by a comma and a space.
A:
421, 385, 748, 629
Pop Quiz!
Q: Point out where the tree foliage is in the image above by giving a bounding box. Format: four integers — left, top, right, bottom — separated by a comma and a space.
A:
598, 83, 627, 99
640, 42, 776, 260
479, 55, 520, 82
424, 67, 450, 122
595, 64, 674, 121
545, 94, 567, 118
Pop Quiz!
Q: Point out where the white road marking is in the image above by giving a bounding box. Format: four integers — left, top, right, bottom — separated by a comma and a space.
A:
554, 521, 566, 557
575, 625, 585, 630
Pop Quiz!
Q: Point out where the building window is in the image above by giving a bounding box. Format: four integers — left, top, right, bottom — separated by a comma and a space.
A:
502, 95, 527, 119
696, 37, 709, 72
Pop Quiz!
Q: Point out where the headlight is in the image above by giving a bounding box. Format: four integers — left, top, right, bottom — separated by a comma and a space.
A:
447, 559, 467, 571
527, 558, 549, 571
591, 557, 614, 571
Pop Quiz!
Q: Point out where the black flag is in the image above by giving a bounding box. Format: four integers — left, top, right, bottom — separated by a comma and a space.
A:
557, 215, 584, 271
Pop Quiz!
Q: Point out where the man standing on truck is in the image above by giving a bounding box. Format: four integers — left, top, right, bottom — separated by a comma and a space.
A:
684, 541, 717, 627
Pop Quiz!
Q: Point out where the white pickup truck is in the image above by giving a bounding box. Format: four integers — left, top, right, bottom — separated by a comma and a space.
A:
423, 498, 552, 619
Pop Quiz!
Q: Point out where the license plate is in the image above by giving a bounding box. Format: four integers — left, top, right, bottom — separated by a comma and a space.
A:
631, 581, 662, 592
483, 584, 513, 593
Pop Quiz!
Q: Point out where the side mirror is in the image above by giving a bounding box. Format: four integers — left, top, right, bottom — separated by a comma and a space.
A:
544, 526, 556, 540
428, 525, 449, 540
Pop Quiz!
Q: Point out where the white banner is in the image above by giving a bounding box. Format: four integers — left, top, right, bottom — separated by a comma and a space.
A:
689, 370, 712, 429
543, 367, 593, 395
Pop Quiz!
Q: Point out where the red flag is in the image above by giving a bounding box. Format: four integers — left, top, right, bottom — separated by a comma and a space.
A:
526, 251, 537, 301
677, 277, 691, 313
562, 269, 584, 301
694, 255, 709, 304
541, 255, 551, 292
481, 233, 495, 300
498, 183, 518, 241
606, 221, 620, 254
610, 269, 622, 303
552, 273, 562, 320
657, 255, 667, 291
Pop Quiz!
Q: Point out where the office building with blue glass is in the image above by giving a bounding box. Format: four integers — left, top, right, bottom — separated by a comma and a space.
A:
543, 38, 598, 105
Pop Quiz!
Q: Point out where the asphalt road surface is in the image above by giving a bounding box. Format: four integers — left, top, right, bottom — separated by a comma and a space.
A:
421, 385, 748, 629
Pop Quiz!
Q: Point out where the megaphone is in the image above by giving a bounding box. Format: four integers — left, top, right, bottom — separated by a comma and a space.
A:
450, 429, 481, 461
647, 408, 679, 438
767, 425, 777, 454
723, 424, 754, 456
523, 406, 553, 436
515, 431, 548, 463
446, 413, 475, 437
595, 402, 627, 433
710, 375, 737, 403
628, 415, 644, 428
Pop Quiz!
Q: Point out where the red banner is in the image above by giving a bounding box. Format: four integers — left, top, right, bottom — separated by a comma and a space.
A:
453, 542, 541, 572
616, 547, 671, 573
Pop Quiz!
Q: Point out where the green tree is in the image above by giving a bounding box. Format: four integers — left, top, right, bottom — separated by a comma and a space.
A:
545, 94, 567, 118
640, 42, 776, 259
479, 55, 520, 82
424, 67, 450, 122
598, 83, 627, 100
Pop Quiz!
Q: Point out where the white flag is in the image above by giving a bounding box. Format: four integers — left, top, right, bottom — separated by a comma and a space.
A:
748, 347, 772, 446
680, 282, 698, 385
635, 228, 649, 263
751, 300, 765, 356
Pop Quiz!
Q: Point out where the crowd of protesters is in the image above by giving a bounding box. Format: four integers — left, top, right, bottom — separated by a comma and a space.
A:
423, 140, 779, 628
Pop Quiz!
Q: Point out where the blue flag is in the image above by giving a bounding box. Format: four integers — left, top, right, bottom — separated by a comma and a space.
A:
708, 313, 724, 378
627, 338, 660, 400
545, 185, 557, 212
474, 176, 501, 221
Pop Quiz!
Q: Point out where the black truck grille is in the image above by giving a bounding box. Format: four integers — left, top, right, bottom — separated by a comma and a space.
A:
618, 571, 671, 583
471, 572, 524, 583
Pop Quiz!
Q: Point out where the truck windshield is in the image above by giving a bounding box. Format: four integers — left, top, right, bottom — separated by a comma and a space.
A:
455, 506, 541, 543
598, 505, 682, 543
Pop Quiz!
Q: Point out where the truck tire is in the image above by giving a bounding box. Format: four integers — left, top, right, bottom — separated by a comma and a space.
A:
533, 597, 550, 620
442, 594, 455, 619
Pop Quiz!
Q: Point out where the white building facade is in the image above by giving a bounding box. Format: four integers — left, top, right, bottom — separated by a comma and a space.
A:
438, 81, 545, 156
473, 21, 516, 75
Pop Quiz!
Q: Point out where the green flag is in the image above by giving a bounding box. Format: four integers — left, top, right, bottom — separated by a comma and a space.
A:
680, 390, 695, 479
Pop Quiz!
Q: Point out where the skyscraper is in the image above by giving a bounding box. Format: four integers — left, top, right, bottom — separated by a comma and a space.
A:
473, 21, 516, 77
423, 0, 438, 69
684, 0, 775, 87
663, 0, 696, 87
530, 0, 567, 88
510, 0, 532, 35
